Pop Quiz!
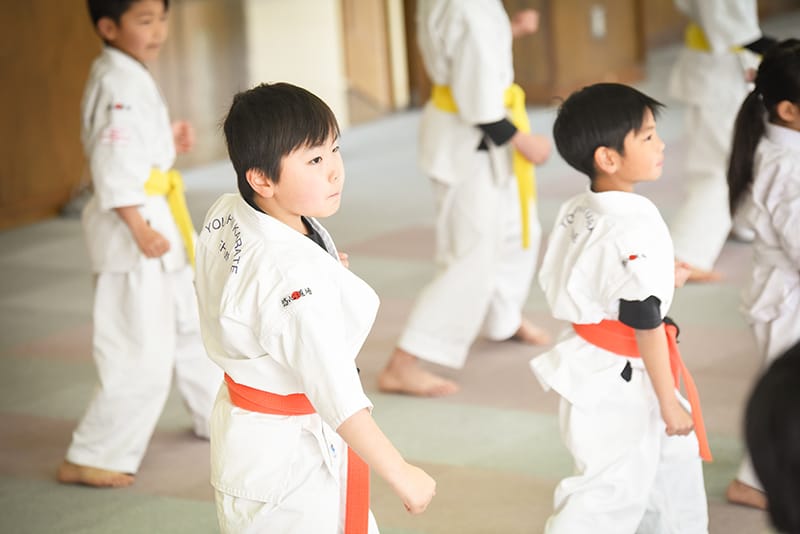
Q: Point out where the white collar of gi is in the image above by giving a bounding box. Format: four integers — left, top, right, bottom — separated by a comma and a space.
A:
103, 45, 152, 77
233, 194, 339, 260
765, 122, 800, 151
584, 184, 656, 214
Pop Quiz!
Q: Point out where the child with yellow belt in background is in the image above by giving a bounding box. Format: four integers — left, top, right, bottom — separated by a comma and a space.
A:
57, 0, 221, 488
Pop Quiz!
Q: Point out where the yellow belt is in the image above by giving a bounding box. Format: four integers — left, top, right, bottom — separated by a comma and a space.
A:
685, 23, 742, 52
430, 84, 537, 249
144, 168, 195, 268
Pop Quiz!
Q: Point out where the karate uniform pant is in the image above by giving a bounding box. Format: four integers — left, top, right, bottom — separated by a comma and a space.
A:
736, 302, 800, 491
65, 261, 221, 474
545, 375, 708, 534
670, 104, 739, 272
398, 154, 540, 369
214, 422, 380, 534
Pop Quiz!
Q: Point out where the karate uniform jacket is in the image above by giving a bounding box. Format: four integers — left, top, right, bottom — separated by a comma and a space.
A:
739, 123, 800, 325
81, 46, 187, 273
531, 189, 675, 408
416, 0, 514, 185
195, 194, 378, 502
668, 0, 761, 111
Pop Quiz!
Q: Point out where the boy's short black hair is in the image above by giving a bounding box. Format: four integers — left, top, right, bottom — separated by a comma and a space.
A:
746, 340, 800, 533
553, 83, 663, 180
223, 82, 340, 210
87, 0, 169, 25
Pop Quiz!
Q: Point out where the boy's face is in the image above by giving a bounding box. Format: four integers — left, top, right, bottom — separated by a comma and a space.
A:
98, 0, 168, 64
615, 108, 665, 185
267, 134, 345, 225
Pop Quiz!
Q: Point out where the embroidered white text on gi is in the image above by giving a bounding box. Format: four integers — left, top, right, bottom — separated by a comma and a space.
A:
560, 205, 597, 243
205, 213, 244, 274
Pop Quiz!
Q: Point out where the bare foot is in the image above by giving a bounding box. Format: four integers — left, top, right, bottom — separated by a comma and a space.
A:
686, 265, 723, 283
378, 348, 459, 397
511, 319, 551, 345
57, 460, 135, 488
726, 479, 767, 510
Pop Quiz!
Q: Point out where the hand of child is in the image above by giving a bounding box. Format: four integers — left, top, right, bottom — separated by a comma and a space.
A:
674, 261, 691, 288
393, 463, 436, 515
133, 225, 171, 258
510, 9, 540, 38
512, 131, 551, 165
172, 120, 195, 153
661, 400, 694, 436
338, 252, 350, 269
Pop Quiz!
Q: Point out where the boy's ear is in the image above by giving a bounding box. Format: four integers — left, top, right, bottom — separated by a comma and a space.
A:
593, 146, 619, 174
776, 100, 800, 124
245, 168, 275, 198
96, 17, 118, 42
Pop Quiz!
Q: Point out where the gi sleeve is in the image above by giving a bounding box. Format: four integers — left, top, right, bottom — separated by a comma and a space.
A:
593, 227, 673, 319
444, 6, 510, 124
478, 118, 517, 147
768, 161, 800, 267
83, 76, 150, 211
256, 267, 372, 431
743, 35, 778, 55
619, 296, 663, 329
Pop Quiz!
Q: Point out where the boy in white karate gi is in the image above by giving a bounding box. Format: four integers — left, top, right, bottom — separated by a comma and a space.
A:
379, 0, 552, 397
57, 0, 221, 488
195, 82, 436, 533
531, 83, 710, 533
668, 0, 776, 281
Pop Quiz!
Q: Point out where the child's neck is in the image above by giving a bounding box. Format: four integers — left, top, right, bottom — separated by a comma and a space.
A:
106, 44, 150, 68
254, 197, 308, 235
592, 174, 634, 193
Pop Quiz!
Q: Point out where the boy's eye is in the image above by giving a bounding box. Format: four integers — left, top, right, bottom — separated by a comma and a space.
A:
332, 145, 340, 153
309, 156, 323, 164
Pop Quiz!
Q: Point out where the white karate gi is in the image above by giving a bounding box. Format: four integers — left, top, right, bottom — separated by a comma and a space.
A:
531, 189, 708, 534
734, 123, 800, 491
66, 46, 220, 474
195, 194, 380, 534
668, 0, 762, 270
398, 0, 541, 368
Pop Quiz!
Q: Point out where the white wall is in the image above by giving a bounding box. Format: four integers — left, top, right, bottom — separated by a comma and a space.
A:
243, 0, 351, 127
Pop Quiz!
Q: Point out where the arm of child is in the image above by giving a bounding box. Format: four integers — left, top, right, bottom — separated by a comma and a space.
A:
511, 130, 551, 165
172, 120, 195, 154
337, 408, 436, 514
635, 324, 694, 436
509, 9, 539, 38
115, 205, 170, 258
674, 260, 691, 288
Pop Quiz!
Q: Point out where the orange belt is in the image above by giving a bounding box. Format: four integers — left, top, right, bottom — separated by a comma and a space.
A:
224, 374, 370, 533
572, 320, 712, 462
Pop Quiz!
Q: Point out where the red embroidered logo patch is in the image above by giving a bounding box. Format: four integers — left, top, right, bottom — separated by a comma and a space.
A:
281, 287, 312, 307
622, 253, 646, 267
